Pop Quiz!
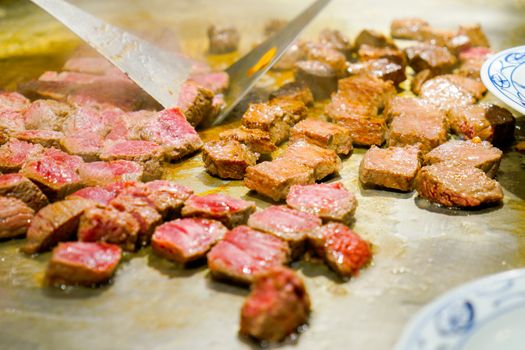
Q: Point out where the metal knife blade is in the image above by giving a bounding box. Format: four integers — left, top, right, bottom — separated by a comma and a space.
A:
213, 0, 331, 126
29, 0, 192, 109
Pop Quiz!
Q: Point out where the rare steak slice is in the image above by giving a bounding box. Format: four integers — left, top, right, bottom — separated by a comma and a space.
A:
240, 266, 311, 342
309, 223, 372, 278
279, 140, 341, 181
295, 60, 338, 100
457, 47, 492, 80
46, 242, 122, 286
0, 173, 49, 210
241, 103, 290, 145
244, 158, 315, 202
411, 69, 437, 95
0, 138, 44, 173
248, 205, 322, 258
78, 206, 139, 252
144, 180, 194, 219
21, 148, 84, 200
66, 186, 116, 206
23, 99, 73, 131
207, 25, 240, 54
152, 218, 227, 263
60, 134, 103, 162
404, 43, 457, 74
0, 91, 30, 112
178, 80, 214, 127
359, 145, 422, 192
12, 129, 64, 148
207, 226, 290, 285
347, 58, 406, 86
0, 111, 25, 145
220, 126, 277, 154
0, 196, 34, 239
269, 81, 314, 107
290, 118, 353, 156
203, 139, 258, 180
181, 193, 256, 229
424, 140, 502, 178
286, 182, 357, 224
22, 199, 95, 254
415, 163, 504, 207
390, 18, 429, 40
79, 160, 144, 186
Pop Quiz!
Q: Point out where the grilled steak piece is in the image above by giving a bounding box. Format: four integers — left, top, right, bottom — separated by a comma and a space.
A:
182, 193, 256, 229
319, 28, 353, 57
330, 112, 386, 146
241, 103, 290, 144
290, 118, 353, 156
309, 223, 372, 278
415, 163, 504, 207
220, 126, 278, 154
67, 186, 116, 206
354, 29, 395, 49
390, 18, 429, 40
144, 180, 193, 219
419, 74, 487, 111
0, 111, 25, 145
79, 160, 144, 187
189, 71, 230, 94
178, 80, 214, 127
269, 81, 314, 107
78, 206, 139, 251
295, 60, 338, 100
269, 97, 308, 126
0, 196, 34, 239
22, 199, 95, 254
46, 242, 122, 286
0, 173, 49, 210
411, 69, 437, 95
0, 138, 44, 173
61, 105, 121, 138
0, 91, 30, 112
240, 267, 311, 342
203, 140, 258, 180
273, 41, 308, 71
458, 24, 490, 48
424, 140, 502, 178
404, 43, 457, 74
60, 134, 103, 161
418, 26, 455, 47
286, 182, 357, 224
152, 218, 227, 263
347, 58, 406, 85
207, 25, 240, 54
23, 99, 73, 131
305, 42, 348, 77
357, 44, 407, 66
244, 158, 315, 202
138, 108, 203, 161
280, 140, 341, 181
207, 225, 290, 285
359, 145, 422, 192
12, 129, 64, 148
248, 205, 321, 258
447, 104, 516, 146
21, 148, 84, 200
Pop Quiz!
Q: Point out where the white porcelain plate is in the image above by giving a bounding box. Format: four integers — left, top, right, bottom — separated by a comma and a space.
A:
395, 269, 525, 350
481, 45, 525, 115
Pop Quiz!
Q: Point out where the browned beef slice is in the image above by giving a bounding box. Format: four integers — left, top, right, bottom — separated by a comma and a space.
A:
305, 42, 348, 76
46, 242, 122, 286
273, 41, 308, 71
244, 158, 315, 202
357, 44, 407, 66
202, 139, 258, 180
219, 126, 277, 154
319, 28, 353, 57
268, 97, 308, 126
23, 99, 73, 131
419, 75, 487, 112
144, 180, 193, 219
269, 81, 314, 106
411, 69, 437, 95
458, 24, 490, 48
290, 118, 353, 156
12, 129, 64, 148
178, 80, 214, 127
280, 140, 341, 181
0, 138, 44, 173
359, 145, 422, 191
404, 43, 457, 74
0, 111, 25, 145
354, 29, 395, 49
0, 173, 49, 210
295, 60, 338, 100
457, 47, 492, 80
0, 196, 34, 239
240, 267, 311, 342
390, 18, 429, 40
22, 199, 95, 254
415, 163, 503, 207
60, 134, 104, 162
241, 103, 290, 144
347, 58, 406, 85
207, 25, 240, 54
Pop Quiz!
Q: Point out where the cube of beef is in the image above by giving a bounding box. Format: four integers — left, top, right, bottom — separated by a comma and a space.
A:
244, 158, 315, 202
240, 267, 311, 342
404, 43, 457, 74
0, 111, 25, 145
220, 127, 277, 154
60, 134, 103, 161
66, 186, 116, 206
189, 71, 230, 94
22, 199, 95, 254
354, 29, 395, 49
144, 180, 193, 219
138, 108, 203, 161
319, 28, 353, 57
331, 113, 387, 146
152, 218, 227, 263
248, 205, 321, 258
207, 25, 240, 54
178, 80, 214, 127
295, 60, 338, 100
269, 97, 308, 126
61, 105, 121, 138
419, 74, 487, 111
0, 173, 49, 210
273, 41, 308, 71
46, 242, 122, 286
0, 91, 30, 112
269, 81, 314, 107
411, 69, 437, 95
305, 42, 348, 76
207, 226, 290, 285
202, 140, 258, 180
347, 58, 406, 85
418, 27, 456, 47
241, 103, 290, 145
390, 18, 429, 40
79, 160, 144, 187
21, 148, 84, 200
359, 145, 422, 191
286, 182, 357, 224
280, 140, 341, 180
12, 130, 64, 148
309, 223, 372, 278
357, 44, 407, 66
290, 118, 353, 156
0, 196, 34, 239
424, 139, 502, 178
458, 24, 490, 48
415, 163, 504, 207
78, 206, 139, 252
384, 96, 438, 122
447, 104, 516, 146
0, 138, 44, 173
181, 193, 256, 229
23, 99, 73, 131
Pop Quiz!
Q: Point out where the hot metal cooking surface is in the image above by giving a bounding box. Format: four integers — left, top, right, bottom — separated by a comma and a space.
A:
0, 1, 524, 349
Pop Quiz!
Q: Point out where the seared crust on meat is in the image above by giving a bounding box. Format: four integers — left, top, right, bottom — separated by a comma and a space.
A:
202, 139, 258, 180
